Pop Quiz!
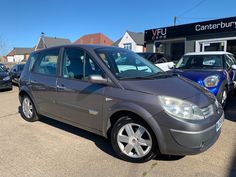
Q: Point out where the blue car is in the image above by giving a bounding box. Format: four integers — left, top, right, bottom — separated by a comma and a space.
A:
173, 52, 236, 108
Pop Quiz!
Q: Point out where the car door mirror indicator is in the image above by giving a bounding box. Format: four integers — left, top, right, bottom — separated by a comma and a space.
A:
88, 75, 112, 85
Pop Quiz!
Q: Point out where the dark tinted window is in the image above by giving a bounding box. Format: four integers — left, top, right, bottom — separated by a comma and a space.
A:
33, 49, 59, 76
62, 47, 103, 81
18, 64, 25, 71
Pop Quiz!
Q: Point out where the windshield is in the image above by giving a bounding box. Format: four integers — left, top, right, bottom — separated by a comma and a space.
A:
95, 48, 163, 79
176, 55, 223, 69
0, 66, 4, 72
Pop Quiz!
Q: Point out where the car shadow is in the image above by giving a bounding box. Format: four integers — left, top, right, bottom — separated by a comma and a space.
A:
18, 106, 185, 162
0, 88, 13, 92
229, 153, 236, 177
224, 93, 236, 122
39, 115, 119, 159
155, 154, 185, 161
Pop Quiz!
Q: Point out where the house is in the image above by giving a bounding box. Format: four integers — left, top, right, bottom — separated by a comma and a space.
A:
0, 56, 7, 62
35, 33, 71, 50
113, 31, 145, 52
6, 48, 34, 62
74, 33, 113, 46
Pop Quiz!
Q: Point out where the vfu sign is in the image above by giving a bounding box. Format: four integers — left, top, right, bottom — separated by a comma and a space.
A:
145, 16, 236, 42
151, 28, 167, 40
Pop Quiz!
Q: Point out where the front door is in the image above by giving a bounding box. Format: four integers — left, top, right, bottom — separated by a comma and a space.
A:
55, 47, 105, 130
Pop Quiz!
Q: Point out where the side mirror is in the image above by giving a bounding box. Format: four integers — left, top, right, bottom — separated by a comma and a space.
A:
88, 75, 112, 85
231, 65, 236, 70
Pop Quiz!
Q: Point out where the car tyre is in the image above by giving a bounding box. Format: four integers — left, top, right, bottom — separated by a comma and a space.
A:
111, 116, 158, 163
219, 87, 228, 109
20, 95, 39, 122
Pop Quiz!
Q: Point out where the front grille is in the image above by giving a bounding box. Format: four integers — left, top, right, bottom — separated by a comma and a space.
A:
201, 104, 214, 118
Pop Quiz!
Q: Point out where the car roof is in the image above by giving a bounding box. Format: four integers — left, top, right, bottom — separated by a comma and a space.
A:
185, 51, 233, 56
32, 44, 121, 54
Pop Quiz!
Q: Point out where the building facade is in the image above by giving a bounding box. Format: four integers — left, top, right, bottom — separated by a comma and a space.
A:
6, 48, 34, 62
113, 31, 145, 52
145, 16, 236, 61
35, 34, 71, 50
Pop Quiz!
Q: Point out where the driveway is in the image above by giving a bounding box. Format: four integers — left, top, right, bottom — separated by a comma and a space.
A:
0, 87, 235, 177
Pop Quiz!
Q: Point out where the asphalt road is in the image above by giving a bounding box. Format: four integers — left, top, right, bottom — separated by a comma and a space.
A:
0, 87, 235, 177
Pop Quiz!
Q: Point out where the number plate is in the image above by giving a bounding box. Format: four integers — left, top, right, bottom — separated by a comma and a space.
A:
216, 115, 224, 132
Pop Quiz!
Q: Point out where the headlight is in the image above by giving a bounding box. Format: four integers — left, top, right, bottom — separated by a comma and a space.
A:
159, 96, 204, 120
3, 76, 10, 81
204, 75, 219, 87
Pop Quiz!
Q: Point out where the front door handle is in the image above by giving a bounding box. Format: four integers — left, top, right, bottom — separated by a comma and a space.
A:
31, 80, 38, 84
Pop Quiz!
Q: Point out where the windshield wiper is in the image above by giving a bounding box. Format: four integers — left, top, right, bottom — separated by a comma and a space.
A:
144, 72, 177, 79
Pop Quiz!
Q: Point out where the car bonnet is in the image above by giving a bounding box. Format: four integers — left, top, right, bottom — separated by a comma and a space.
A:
120, 75, 214, 108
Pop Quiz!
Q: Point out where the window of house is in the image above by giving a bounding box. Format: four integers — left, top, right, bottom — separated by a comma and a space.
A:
124, 43, 132, 50
33, 49, 59, 76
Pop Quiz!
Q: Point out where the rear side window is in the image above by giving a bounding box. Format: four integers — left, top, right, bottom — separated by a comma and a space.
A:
33, 49, 60, 76
29, 53, 39, 71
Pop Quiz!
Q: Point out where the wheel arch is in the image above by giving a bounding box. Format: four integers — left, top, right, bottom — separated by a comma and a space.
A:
19, 86, 40, 113
104, 102, 165, 153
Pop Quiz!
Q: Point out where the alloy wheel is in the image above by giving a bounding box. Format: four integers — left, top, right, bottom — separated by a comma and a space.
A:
117, 123, 152, 158
22, 97, 33, 119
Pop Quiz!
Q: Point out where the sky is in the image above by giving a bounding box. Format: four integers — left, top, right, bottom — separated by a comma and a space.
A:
0, 0, 236, 55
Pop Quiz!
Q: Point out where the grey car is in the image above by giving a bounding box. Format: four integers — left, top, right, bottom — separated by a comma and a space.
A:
19, 45, 224, 163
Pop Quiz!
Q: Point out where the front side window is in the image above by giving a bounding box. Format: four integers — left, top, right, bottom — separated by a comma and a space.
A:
33, 49, 59, 76
95, 48, 163, 80
62, 47, 103, 80
176, 55, 223, 69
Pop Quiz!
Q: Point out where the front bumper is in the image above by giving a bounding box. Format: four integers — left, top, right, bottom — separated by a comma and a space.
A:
151, 109, 224, 156
0, 80, 12, 90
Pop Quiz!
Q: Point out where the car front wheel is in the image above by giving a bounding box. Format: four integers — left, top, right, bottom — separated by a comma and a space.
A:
111, 116, 158, 163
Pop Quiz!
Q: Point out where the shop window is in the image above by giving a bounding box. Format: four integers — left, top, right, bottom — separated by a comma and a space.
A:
227, 40, 236, 56
204, 42, 225, 52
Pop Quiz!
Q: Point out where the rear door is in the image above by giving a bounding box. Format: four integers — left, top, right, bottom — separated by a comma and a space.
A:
54, 47, 106, 130
29, 48, 60, 116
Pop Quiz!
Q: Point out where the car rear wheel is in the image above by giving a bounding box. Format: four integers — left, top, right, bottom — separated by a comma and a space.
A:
21, 95, 39, 122
111, 116, 158, 163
